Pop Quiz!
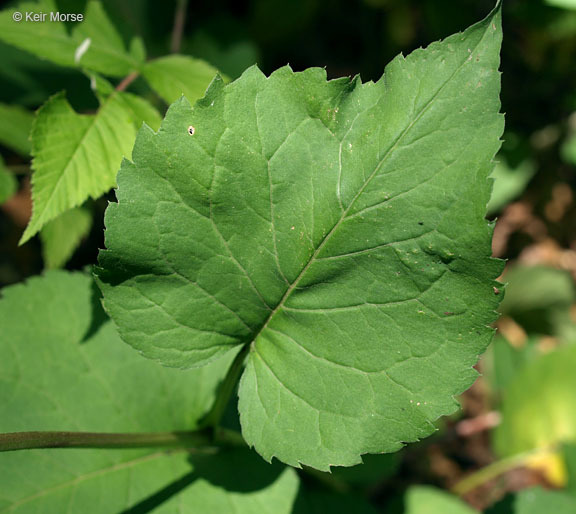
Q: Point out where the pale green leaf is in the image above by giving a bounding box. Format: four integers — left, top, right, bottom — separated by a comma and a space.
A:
404, 486, 476, 514
20, 89, 161, 244
0, 103, 33, 155
0, 271, 300, 513
71, 1, 143, 77
494, 344, 576, 457
0, 0, 76, 68
114, 89, 163, 131
142, 54, 223, 105
97, 6, 504, 470
40, 205, 93, 268
0, 0, 142, 77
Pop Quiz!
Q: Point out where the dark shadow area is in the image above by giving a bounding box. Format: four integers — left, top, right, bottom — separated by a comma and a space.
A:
118, 448, 286, 513
484, 493, 515, 514
187, 447, 285, 493
80, 275, 109, 343
119, 470, 198, 514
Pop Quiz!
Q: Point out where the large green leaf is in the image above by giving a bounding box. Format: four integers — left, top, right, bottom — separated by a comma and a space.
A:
0, 0, 143, 77
0, 271, 300, 513
97, 5, 504, 470
20, 89, 161, 244
142, 54, 223, 105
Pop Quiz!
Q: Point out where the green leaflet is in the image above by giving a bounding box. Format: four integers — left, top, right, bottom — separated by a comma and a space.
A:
0, 271, 301, 513
0, 0, 143, 77
20, 89, 161, 244
40, 205, 93, 268
71, 1, 144, 77
97, 5, 504, 470
142, 54, 224, 105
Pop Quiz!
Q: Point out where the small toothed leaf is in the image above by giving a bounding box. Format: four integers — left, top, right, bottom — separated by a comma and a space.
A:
20, 87, 161, 244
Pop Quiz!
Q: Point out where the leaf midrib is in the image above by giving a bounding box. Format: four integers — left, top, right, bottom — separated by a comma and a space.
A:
248, 24, 491, 348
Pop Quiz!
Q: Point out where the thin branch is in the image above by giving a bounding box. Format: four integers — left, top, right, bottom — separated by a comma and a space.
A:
115, 71, 140, 92
0, 430, 211, 452
170, 0, 189, 54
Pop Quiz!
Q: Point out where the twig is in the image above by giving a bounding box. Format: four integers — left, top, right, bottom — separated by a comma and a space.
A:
115, 71, 139, 92
170, 0, 189, 54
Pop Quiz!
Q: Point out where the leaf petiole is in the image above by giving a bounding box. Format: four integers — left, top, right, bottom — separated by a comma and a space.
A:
201, 344, 251, 430
0, 430, 213, 452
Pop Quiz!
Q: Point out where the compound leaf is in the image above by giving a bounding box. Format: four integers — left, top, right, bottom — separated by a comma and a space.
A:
97, 5, 504, 470
0, 271, 300, 513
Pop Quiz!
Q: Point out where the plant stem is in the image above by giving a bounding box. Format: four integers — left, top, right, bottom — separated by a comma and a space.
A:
170, 0, 188, 54
201, 344, 251, 430
7, 164, 31, 175
0, 430, 211, 452
115, 71, 139, 92
451, 448, 548, 496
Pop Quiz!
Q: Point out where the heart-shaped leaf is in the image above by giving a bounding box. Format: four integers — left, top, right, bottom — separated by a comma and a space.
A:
97, 5, 504, 470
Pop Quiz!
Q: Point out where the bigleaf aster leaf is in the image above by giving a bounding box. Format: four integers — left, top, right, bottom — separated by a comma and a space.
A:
97, 5, 504, 470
